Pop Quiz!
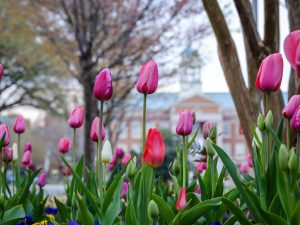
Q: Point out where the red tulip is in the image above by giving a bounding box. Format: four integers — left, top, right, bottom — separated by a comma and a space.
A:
246, 153, 253, 168
136, 60, 158, 94
176, 187, 187, 211
239, 163, 248, 173
0, 64, 3, 79
58, 138, 72, 154
2, 147, 13, 163
68, 106, 84, 128
93, 68, 113, 101
282, 95, 300, 119
290, 106, 300, 131
284, 30, 300, 77
0, 124, 10, 147
121, 152, 131, 166
142, 128, 166, 168
195, 162, 207, 173
121, 181, 129, 198
89, 117, 105, 142
116, 147, 124, 158
24, 142, 32, 152
202, 121, 215, 139
21, 151, 31, 166
38, 171, 47, 187
13, 115, 25, 133
256, 53, 283, 92
176, 110, 193, 136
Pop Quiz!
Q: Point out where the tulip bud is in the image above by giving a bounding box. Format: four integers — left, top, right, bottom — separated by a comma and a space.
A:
256, 53, 283, 92
38, 171, 47, 187
148, 200, 159, 219
121, 182, 129, 198
206, 137, 215, 158
257, 113, 265, 131
24, 142, 32, 152
108, 163, 115, 171
288, 150, 297, 171
64, 167, 71, 176
282, 95, 300, 119
209, 126, 217, 142
12, 143, 18, 161
0, 124, 10, 147
90, 117, 105, 142
68, 106, 84, 128
195, 162, 207, 173
136, 60, 158, 94
246, 153, 253, 168
116, 147, 124, 158
93, 68, 113, 101
290, 106, 300, 131
264, 111, 273, 129
284, 30, 300, 78
172, 158, 180, 175
121, 152, 131, 166
2, 147, 13, 163
176, 187, 187, 211
202, 121, 215, 140
176, 110, 193, 136
21, 151, 31, 166
102, 140, 113, 164
239, 163, 248, 173
58, 138, 72, 154
278, 144, 289, 170
0, 64, 3, 79
13, 115, 26, 134
126, 156, 137, 178
195, 186, 201, 194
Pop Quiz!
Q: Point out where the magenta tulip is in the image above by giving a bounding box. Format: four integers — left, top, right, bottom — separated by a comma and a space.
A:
24, 142, 32, 152
176, 110, 193, 136
93, 68, 113, 101
13, 115, 26, 133
58, 138, 72, 154
121, 182, 129, 198
108, 163, 115, 171
68, 106, 84, 128
290, 106, 300, 131
202, 121, 215, 139
116, 147, 124, 158
239, 163, 248, 173
2, 147, 13, 163
195, 162, 207, 173
0, 64, 3, 79
136, 60, 158, 94
121, 152, 131, 166
89, 117, 105, 142
0, 124, 10, 147
284, 30, 300, 77
38, 171, 47, 187
282, 95, 300, 119
256, 53, 283, 92
21, 151, 31, 166
64, 167, 71, 176
195, 186, 201, 194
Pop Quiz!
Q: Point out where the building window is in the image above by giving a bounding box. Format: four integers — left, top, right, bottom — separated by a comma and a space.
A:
119, 122, 127, 139
131, 121, 141, 139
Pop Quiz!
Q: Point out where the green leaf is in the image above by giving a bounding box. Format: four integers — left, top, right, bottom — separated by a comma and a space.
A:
188, 125, 200, 148
290, 200, 300, 225
197, 173, 207, 201
171, 174, 180, 196
76, 192, 95, 225
125, 199, 138, 225
1, 205, 25, 225
54, 197, 70, 223
214, 166, 226, 197
151, 193, 175, 224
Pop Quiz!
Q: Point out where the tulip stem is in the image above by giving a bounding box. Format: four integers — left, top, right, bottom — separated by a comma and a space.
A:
142, 94, 147, 151
286, 118, 290, 150
0, 151, 2, 195
12, 162, 15, 194
182, 136, 188, 188
73, 128, 77, 167
263, 93, 270, 116
17, 133, 21, 187
210, 155, 215, 196
297, 132, 300, 168
97, 101, 104, 200
103, 163, 107, 195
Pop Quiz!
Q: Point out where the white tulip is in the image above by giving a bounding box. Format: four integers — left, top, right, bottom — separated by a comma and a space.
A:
102, 140, 112, 164
12, 143, 18, 161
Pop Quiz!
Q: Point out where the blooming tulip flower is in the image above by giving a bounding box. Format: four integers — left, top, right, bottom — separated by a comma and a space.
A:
68, 106, 84, 128
0, 64, 3, 79
256, 53, 283, 92
202, 121, 215, 139
121, 152, 132, 166
116, 147, 124, 158
21, 151, 31, 166
0, 124, 10, 146
282, 95, 300, 119
12, 143, 18, 161
93, 68, 113, 101
13, 115, 26, 133
246, 153, 253, 168
239, 163, 248, 173
195, 162, 207, 173
38, 171, 47, 187
176, 187, 187, 211
58, 138, 72, 154
142, 128, 166, 168
102, 140, 113, 164
284, 30, 300, 77
2, 147, 13, 163
136, 60, 158, 94
90, 117, 105, 142
24, 142, 32, 152
176, 110, 193, 136
121, 181, 129, 198
290, 106, 300, 131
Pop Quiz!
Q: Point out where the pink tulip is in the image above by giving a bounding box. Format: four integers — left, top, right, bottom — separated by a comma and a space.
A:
93, 68, 113, 101
116, 147, 124, 158
121, 182, 129, 198
290, 106, 300, 131
64, 167, 71, 176
195, 186, 201, 194
38, 171, 47, 187
176, 187, 187, 211
89, 117, 105, 142
58, 138, 72, 154
13, 115, 26, 133
24, 142, 32, 152
246, 153, 253, 168
176, 110, 193, 136
0, 64, 3, 79
202, 121, 215, 139
136, 60, 158, 94
2, 147, 13, 163
28, 159, 34, 170
284, 30, 300, 77
21, 151, 31, 166
255, 53, 283, 92
121, 152, 131, 166
68, 106, 84, 128
108, 163, 115, 171
195, 162, 207, 173
239, 163, 248, 173
282, 95, 300, 119
0, 124, 10, 147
